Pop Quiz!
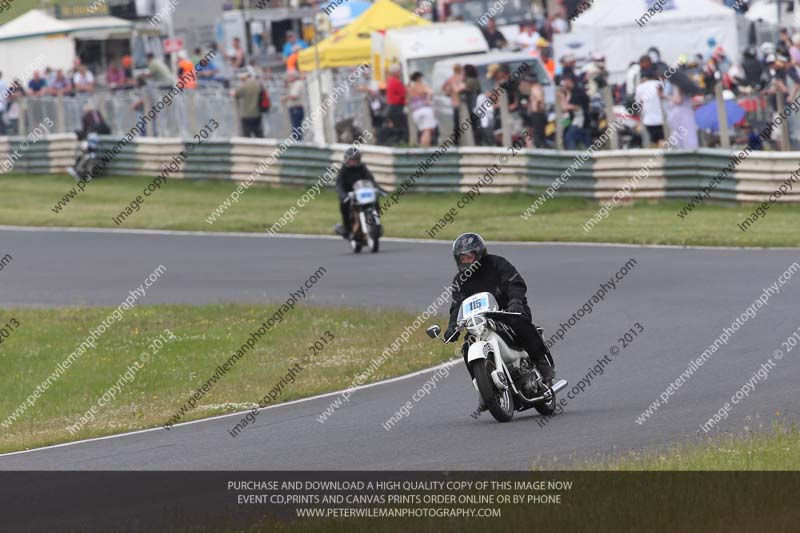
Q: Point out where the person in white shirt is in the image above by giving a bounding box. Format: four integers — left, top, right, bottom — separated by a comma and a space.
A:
634, 67, 665, 147
73, 65, 95, 93
514, 22, 541, 53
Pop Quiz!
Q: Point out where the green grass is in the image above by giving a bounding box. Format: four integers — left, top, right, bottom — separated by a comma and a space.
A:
4, 173, 800, 247
0, 303, 454, 453
0, 0, 42, 24
581, 424, 800, 471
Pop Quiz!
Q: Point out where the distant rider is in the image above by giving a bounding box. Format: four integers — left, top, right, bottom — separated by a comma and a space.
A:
334, 147, 382, 239
444, 233, 556, 410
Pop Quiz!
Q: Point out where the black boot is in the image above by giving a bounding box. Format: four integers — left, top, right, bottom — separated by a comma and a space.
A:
531, 354, 555, 383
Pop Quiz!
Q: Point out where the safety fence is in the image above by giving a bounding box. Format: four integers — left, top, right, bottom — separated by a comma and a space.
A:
2, 134, 799, 204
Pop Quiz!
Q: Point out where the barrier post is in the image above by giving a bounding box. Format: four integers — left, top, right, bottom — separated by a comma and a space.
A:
407, 106, 418, 146
715, 81, 730, 148
555, 87, 565, 150
601, 85, 618, 150
499, 90, 512, 146
776, 91, 791, 151
458, 101, 475, 146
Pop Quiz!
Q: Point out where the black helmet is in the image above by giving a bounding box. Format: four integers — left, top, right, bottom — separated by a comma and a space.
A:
452, 233, 486, 271
344, 147, 361, 166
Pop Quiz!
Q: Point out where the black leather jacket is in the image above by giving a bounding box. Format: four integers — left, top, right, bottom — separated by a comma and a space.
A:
335, 164, 377, 201
448, 254, 532, 329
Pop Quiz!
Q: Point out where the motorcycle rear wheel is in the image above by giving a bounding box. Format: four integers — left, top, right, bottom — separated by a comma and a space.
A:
472, 359, 514, 422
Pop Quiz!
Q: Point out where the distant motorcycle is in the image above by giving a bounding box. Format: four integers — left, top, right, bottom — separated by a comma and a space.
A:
343, 179, 384, 253
427, 292, 568, 423
67, 133, 102, 182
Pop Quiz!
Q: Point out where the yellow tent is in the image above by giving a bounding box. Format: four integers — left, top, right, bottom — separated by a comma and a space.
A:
298, 0, 429, 71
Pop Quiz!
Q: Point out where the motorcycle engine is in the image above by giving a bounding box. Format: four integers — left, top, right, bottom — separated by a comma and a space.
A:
515, 360, 541, 397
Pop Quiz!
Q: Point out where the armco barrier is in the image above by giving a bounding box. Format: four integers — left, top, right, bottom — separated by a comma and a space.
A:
1, 135, 798, 203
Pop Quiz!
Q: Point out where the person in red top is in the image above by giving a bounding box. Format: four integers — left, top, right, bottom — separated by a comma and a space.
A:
384, 64, 407, 144
385, 64, 406, 105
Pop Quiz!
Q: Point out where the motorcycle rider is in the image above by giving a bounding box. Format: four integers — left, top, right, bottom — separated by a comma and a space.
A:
334, 147, 382, 239
444, 233, 555, 408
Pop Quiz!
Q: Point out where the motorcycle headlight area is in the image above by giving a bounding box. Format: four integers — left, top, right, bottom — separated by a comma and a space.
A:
464, 315, 487, 338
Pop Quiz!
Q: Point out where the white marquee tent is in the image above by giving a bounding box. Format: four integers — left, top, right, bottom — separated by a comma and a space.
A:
0, 10, 132, 86
554, 0, 750, 83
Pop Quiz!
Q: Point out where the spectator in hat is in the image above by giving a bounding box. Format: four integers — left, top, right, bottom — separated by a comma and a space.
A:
533, 38, 555, 79
233, 67, 263, 138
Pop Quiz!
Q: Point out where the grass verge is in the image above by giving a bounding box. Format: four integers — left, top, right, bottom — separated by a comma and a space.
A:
4, 173, 800, 246
0, 303, 453, 453
582, 423, 800, 470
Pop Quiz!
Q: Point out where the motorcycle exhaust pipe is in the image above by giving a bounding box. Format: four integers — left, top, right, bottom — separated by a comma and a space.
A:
523, 379, 569, 404
550, 379, 568, 395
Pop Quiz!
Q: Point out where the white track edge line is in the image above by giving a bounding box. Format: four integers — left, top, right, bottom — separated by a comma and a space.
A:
0, 358, 461, 459
0, 225, 794, 251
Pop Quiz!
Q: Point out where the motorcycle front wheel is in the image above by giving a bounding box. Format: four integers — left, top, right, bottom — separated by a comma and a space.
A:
472, 359, 514, 422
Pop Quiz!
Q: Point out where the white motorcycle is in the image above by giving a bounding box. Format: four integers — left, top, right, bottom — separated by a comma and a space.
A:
426, 292, 568, 422
344, 179, 384, 253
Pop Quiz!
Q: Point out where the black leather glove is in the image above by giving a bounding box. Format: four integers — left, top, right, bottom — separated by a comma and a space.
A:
507, 299, 525, 314
444, 325, 460, 343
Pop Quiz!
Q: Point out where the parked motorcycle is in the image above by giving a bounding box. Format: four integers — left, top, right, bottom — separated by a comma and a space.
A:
344, 179, 384, 253
67, 133, 102, 182
426, 292, 568, 423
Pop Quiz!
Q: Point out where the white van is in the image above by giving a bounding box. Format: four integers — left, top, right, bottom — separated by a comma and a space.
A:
371, 22, 489, 84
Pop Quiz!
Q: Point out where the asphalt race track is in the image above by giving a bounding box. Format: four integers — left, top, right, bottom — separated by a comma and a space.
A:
1, 226, 799, 470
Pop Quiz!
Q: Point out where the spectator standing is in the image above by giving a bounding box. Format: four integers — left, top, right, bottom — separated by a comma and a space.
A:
283, 70, 305, 140
560, 74, 591, 149
385, 64, 408, 142
663, 79, 698, 149
533, 38, 555, 79
49, 69, 73, 96
147, 53, 175, 88
463, 64, 486, 145
408, 71, 438, 146
27, 71, 47, 96
4, 81, 25, 134
73, 65, 95, 94
515, 22, 540, 53
482, 19, 507, 50
487, 63, 521, 143
177, 51, 197, 89
442, 63, 465, 144
789, 34, 800, 74
635, 67, 665, 147
525, 70, 547, 148
0, 72, 7, 135
233, 68, 263, 138
196, 46, 223, 87
228, 37, 246, 70
282, 31, 308, 59
105, 61, 127, 91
